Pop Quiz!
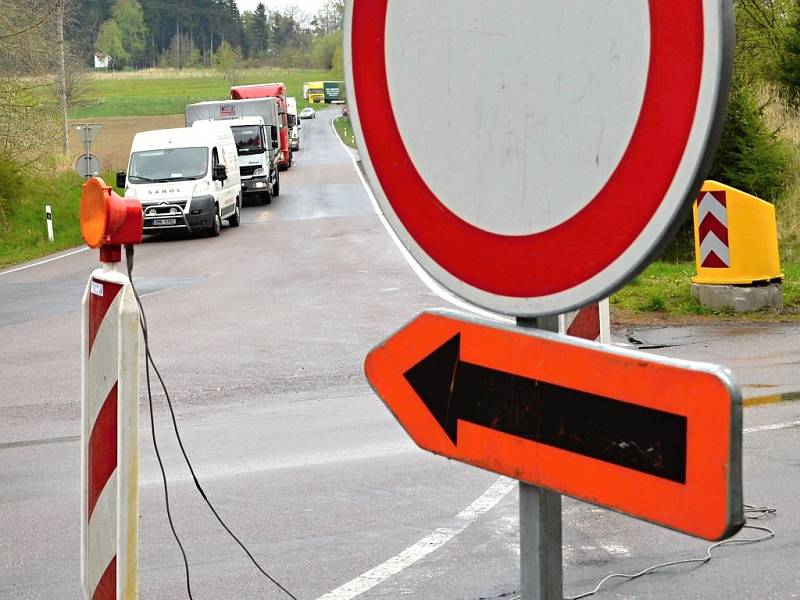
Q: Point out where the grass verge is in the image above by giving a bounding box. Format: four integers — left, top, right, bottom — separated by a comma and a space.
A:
0, 170, 122, 269
610, 258, 800, 319
333, 116, 357, 148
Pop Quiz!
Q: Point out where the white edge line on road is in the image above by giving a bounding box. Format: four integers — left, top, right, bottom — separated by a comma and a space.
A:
315, 476, 516, 600
0, 246, 89, 276
744, 420, 800, 434
330, 115, 513, 325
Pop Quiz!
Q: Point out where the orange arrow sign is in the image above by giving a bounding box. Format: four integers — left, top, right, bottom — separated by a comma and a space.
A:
365, 310, 743, 541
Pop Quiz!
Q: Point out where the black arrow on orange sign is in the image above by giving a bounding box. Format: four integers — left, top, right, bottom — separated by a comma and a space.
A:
403, 334, 688, 484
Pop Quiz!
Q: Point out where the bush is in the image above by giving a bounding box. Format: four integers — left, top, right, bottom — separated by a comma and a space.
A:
707, 78, 792, 201
778, 6, 800, 100
0, 155, 24, 229
661, 77, 792, 261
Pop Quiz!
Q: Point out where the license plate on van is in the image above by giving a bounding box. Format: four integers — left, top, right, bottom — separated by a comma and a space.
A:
152, 218, 177, 226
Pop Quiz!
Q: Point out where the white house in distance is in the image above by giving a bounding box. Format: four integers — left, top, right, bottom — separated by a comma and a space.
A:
93, 53, 111, 69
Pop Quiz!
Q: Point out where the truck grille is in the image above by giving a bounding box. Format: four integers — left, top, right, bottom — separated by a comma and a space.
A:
240, 165, 260, 177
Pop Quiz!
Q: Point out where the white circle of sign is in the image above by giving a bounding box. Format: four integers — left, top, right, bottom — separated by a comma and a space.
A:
346, 0, 732, 316
386, 1, 650, 235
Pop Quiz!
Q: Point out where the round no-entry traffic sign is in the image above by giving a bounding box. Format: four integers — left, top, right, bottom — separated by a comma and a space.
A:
345, 0, 733, 316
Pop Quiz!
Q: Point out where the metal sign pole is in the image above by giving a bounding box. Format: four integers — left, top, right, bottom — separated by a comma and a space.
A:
84, 128, 92, 179
517, 315, 563, 600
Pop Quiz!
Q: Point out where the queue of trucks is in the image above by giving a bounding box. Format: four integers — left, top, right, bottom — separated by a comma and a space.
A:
115, 82, 306, 238
303, 80, 346, 104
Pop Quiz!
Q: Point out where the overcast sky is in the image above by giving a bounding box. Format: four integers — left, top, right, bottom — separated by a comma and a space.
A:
237, 0, 329, 16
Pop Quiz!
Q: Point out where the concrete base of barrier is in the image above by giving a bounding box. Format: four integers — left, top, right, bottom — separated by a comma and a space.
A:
691, 282, 783, 312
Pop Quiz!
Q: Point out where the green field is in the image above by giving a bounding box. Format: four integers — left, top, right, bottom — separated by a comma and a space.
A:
71, 68, 338, 118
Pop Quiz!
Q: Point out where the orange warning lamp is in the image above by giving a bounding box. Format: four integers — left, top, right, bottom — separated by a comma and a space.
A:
80, 177, 142, 263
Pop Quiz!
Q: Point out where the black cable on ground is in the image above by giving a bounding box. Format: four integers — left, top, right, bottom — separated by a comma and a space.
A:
125, 244, 195, 599
509, 503, 776, 600
125, 244, 299, 600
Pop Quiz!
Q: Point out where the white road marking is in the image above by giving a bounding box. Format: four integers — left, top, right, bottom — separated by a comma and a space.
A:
315, 476, 515, 600
0, 246, 88, 276
309, 413, 796, 600
744, 420, 800, 434
600, 543, 631, 557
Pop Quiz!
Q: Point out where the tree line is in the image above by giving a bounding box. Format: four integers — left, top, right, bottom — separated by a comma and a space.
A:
74, 0, 344, 71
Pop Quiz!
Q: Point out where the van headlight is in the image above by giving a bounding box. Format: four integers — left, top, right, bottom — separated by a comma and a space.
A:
192, 181, 212, 197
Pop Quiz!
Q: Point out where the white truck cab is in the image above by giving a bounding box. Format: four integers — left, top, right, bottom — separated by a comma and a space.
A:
117, 124, 241, 237
191, 116, 275, 204
185, 99, 281, 204
287, 97, 300, 151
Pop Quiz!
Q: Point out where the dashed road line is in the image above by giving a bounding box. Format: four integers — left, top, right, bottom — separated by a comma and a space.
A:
315, 477, 515, 600
744, 420, 800, 434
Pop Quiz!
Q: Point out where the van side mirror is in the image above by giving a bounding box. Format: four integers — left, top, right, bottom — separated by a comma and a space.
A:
116, 171, 126, 188
272, 140, 279, 149
213, 164, 227, 182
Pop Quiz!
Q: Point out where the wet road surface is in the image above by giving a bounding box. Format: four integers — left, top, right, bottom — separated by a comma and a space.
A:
1, 111, 798, 600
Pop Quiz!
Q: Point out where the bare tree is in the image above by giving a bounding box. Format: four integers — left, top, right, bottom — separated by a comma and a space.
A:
0, 0, 66, 162
57, 0, 68, 154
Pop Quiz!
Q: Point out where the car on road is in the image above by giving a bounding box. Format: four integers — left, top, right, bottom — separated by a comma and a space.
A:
300, 107, 316, 119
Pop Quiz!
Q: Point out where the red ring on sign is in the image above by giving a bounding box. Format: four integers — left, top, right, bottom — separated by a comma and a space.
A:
352, 1, 704, 297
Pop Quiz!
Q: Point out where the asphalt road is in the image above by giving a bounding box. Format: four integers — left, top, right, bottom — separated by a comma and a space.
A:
1, 111, 799, 600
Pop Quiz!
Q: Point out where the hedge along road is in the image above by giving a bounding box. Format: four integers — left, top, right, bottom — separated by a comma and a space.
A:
1, 111, 799, 600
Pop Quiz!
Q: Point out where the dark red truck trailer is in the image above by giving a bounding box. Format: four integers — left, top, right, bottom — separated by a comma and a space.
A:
230, 83, 293, 170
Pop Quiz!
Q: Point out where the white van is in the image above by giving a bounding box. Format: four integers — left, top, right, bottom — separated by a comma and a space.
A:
117, 124, 241, 237
287, 97, 300, 151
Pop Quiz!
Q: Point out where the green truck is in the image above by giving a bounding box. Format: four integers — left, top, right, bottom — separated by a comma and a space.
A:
323, 81, 346, 103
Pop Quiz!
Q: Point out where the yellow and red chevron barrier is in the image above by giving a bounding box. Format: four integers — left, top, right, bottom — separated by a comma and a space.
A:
692, 181, 782, 285
79, 178, 142, 599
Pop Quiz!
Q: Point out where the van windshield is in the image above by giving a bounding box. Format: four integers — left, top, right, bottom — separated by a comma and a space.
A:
129, 147, 208, 183
231, 125, 264, 155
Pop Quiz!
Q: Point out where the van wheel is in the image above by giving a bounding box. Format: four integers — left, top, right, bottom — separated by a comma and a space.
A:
272, 170, 280, 197
208, 206, 222, 237
229, 200, 241, 227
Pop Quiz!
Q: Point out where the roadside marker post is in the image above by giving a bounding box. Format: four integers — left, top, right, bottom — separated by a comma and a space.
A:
347, 1, 737, 598
79, 177, 143, 599
45, 205, 54, 243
